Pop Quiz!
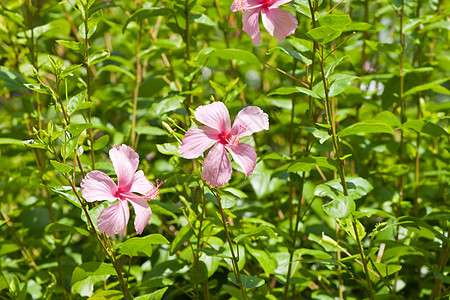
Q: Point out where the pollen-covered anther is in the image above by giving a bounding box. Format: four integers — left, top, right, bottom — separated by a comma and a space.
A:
234, 0, 249, 11
144, 179, 163, 201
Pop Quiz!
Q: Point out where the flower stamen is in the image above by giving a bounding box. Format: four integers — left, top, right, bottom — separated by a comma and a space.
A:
144, 179, 163, 201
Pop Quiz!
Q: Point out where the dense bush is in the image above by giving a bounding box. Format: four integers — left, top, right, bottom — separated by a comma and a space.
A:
0, 0, 448, 299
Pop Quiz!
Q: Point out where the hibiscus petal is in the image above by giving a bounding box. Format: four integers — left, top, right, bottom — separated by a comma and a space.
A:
129, 170, 154, 195
178, 126, 220, 159
109, 144, 139, 192
228, 142, 257, 177
261, 7, 298, 41
97, 200, 130, 236
194, 102, 231, 133
231, 106, 269, 138
128, 197, 152, 235
242, 9, 262, 45
81, 171, 118, 202
202, 143, 232, 188
269, 0, 293, 8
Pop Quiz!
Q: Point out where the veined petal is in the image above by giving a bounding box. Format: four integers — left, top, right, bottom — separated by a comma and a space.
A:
202, 143, 232, 188
228, 142, 257, 177
178, 126, 220, 159
129, 170, 154, 195
269, 0, 293, 8
81, 171, 118, 202
261, 7, 298, 41
128, 197, 152, 235
242, 8, 262, 45
194, 102, 231, 133
110, 144, 139, 192
231, 106, 269, 138
97, 200, 130, 236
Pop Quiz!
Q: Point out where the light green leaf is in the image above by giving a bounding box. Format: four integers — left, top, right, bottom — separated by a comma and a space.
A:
156, 143, 180, 156
71, 262, 116, 285
228, 273, 264, 289
402, 120, 448, 137
67, 90, 87, 116
50, 160, 73, 174
323, 195, 355, 218
268, 86, 320, 98
338, 121, 394, 137
212, 49, 261, 67
56, 40, 86, 54
45, 223, 89, 236
88, 49, 110, 66
93, 135, 109, 151
288, 156, 337, 172
116, 234, 169, 257
234, 226, 277, 243
267, 47, 312, 65
314, 177, 373, 201
135, 126, 167, 136
306, 26, 342, 44
318, 14, 351, 30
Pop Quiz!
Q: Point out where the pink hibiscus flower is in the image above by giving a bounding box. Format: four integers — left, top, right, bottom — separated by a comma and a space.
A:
80, 145, 162, 236
178, 102, 269, 188
231, 0, 298, 45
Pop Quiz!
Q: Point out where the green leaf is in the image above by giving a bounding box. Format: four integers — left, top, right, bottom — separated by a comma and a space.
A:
88, 290, 123, 300
300, 127, 330, 144
328, 74, 357, 96
123, 8, 172, 33
67, 90, 87, 115
0, 243, 20, 256
0, 138, 26, 146
228, 273, 264, 289
323, 195, 355, 218
245, 244, 276, 275
156, 143, 180, 156
50, 186, 82, 209
116, 234, 169, 257
135, 126, 167, 136
79, 9, 103, 39
267, 47, 312, 65
338, 121, 394, 137
45, 223, 89, 236
50, 160, 73, 174
93, 135, 109, 151
318, 14, 351, 30
0, 66, 27, 91
268, 86, 320, 98
88, 49, 110, 66
24, 83, 53, 95
402, 120, 448, 137
67, 122, 93, 136
56, 40, 86, 54
234, 226, 277, 243
71, 262, 116, 285
369, 262, 401, 280
315, 177, 373, 201
288, 156, 337, 173
134, 287, 168, 300
96, 65, 136, 80
170, 224, 193, 254
205, 192, 236, 209
404, 78, 450, 96
191, 14, 217, 27
212, 49, 261, 68
306, 26, 342, 44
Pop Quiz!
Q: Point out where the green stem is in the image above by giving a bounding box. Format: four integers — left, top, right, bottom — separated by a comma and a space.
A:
83, 2, 95, 170
131, 11, 143, 149
351, 215, 375, 300
213, 191, 247, 300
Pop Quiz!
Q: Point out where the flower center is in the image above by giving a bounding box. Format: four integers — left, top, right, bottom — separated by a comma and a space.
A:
219, 126, 246, 149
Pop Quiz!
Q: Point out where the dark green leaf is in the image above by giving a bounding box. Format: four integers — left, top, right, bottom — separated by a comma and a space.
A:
228, 273, 264, 289
123, 8, 172, 33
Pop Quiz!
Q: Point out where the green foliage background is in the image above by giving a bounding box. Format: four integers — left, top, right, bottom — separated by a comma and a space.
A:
0, 0, 448, 299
